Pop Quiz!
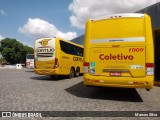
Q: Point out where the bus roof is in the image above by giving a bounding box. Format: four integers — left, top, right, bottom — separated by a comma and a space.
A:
92, 13, 145, 21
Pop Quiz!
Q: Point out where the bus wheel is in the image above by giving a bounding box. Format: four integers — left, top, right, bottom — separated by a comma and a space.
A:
69, 67, 75, 78
75, 67, 80, 77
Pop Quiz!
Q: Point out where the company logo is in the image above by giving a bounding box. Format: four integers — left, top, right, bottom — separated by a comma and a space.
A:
99, 54, 134, 60
39, 39, 51, 46
73, 57, 83, 61
36, 46, 55, 57
36, 47, 55, 53
90, 62, 96, 74
2, 112, 11, 117
130, 65, 144, 69
1, 111, 42, 118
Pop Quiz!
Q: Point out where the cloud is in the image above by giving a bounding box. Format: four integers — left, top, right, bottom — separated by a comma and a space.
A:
69, 0, 160, 29
21, 41, 33, 48
0, 35, 5, 41
18, 18, 77, 40
0, 10, 5, 15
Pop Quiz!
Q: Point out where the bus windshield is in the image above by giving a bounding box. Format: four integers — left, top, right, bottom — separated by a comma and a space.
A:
26, 54, 34, 59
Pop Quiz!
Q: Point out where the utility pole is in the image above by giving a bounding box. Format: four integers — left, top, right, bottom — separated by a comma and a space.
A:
0, 41, 2, 64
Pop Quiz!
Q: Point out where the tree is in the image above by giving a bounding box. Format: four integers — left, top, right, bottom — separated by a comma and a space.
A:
0, 38, 34, 64
20, 45, 34, 63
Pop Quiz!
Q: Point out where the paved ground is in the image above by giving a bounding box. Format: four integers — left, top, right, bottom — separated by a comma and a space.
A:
0, 69, 160, 119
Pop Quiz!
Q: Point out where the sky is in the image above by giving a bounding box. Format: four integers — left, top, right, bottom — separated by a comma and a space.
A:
0, 0, 160, 47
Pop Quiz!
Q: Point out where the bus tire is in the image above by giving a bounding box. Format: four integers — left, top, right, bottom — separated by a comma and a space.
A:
69, 67, 75, 78
75, 67, 80, 77
50, 75, 58, 80
50, 75, 55, 79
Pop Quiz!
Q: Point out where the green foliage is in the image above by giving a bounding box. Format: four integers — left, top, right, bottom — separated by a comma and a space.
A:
0, 38, 34, 64
0, 57, 4, 63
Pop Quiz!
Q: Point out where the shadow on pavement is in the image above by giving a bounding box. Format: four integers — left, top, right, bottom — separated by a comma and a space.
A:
65, 82, 143, 102
30, 75, 68, 81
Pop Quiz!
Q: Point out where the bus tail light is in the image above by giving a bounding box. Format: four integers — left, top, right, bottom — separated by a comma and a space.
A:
84, 62, 89, 73
146, 63, 154, 76
26, 62, 29, 65
26, 62, 30, 68
53, 58, 59, 68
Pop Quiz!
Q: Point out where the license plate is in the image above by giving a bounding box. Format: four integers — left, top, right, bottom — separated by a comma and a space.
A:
41, 70, 46, 74
110, 72, 121, 76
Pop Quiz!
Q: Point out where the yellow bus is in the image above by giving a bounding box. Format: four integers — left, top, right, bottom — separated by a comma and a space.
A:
83, 13, 154, 91
34, 37, 83, 78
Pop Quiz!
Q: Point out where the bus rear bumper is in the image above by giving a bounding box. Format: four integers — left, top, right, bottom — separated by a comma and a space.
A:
34, 68, 59, 75
83, 74, 154, 89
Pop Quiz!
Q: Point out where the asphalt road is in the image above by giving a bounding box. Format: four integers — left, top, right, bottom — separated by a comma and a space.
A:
0, 68, 160, 119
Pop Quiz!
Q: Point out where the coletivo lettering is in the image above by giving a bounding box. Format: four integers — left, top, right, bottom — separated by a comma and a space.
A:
99, 54, 134, 60
73, 57, 83, 61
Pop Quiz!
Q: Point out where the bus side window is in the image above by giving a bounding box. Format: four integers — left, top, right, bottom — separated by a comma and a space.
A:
80, 48, 83, 56
60, 40, 83, 56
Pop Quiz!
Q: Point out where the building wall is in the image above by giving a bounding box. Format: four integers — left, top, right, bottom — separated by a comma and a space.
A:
136, 2, 160, 29
71, 35, 84, 45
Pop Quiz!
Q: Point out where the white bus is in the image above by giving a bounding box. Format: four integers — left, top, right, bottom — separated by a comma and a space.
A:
26, 54, 34, 69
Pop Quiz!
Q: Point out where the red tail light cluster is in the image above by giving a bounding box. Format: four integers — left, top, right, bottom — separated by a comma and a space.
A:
83, 62, 89, 73
53, 58, 59, 69
146, 63, 154, 76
